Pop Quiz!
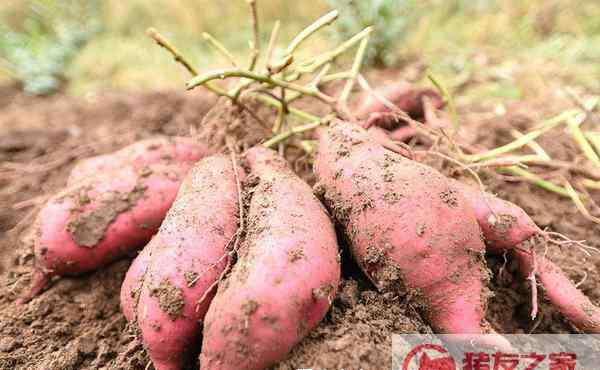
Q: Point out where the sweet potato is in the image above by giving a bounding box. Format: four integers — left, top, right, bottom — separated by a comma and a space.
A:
515, 249, 600, 333
68, 136, 209, 184
313, 121, 508, 347
122, 154, 241, 370
355, 81, 443, 123
450, 180, 541, 251
120, 242, 153, 323
451, 180, 600, 333
200, 147, 340, 370
19, 163, 191, 304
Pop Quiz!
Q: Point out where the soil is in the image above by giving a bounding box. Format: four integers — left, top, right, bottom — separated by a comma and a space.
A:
1, 80, 599, 370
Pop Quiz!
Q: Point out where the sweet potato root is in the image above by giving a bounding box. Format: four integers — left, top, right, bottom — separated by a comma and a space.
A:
451, 180, 600, 333
200, 147, 340, 370
121, 154, 241, 370
68, 136, 209, 184
19, 163, 191, 304
313, 121, 508, 347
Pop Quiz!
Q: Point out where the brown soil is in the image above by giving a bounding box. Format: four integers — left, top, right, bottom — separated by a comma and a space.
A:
1, 81, 599, 370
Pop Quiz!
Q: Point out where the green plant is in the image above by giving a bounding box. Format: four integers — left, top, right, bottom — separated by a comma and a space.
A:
0, 0, 101, 95
326, 0, 419, 67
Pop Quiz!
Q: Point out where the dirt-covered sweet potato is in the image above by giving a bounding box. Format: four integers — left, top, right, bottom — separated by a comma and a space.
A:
121, 154, 241, 370
450, 179, 541, 251
313, 121, 508, 348
199, 147, 340, 370
451, 180, 600, 333
68, 136, 209, 184
18, 163, 190, 304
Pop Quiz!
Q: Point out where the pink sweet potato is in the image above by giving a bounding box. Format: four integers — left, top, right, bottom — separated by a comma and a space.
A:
354, 81, 443, 122
515, 249, 600, 333
120, 243, 153, 323
451, 180, 600, 333
314, 121, 508, 347
199, 147, 340, 370
121, 154, 241, 370
19, 163, 192, 303
68, 136, 209, 185
450, 180, 541, 252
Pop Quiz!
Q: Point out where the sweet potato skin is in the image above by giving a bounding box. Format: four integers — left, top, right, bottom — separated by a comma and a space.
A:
68, 136, 209, 184
314, 121, 494, 337
451, 180, 600, 333
199, 147, 340, 370
20, 163, 190, 303
123, 154, 241, 370
354, 82, 443, 121
450, 180, 541, 252
120, 244, 153, 323
515, 250, 600, 333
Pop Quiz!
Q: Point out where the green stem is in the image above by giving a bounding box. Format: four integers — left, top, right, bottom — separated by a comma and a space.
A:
247, 0, 260, 71
265, 20, 281, 71
187, 68, 335, 104
464, 109, 580, 162
298, 26, 373, 74
339, 35, 370, 105
263, 120, 322, 148
286, 10, 339, 55
585, 131, 600, 156
567, 114, 600, 167
502, 166, 571, 197
202, 32, 238, 67
427, 72, 459, 134
509, 129, 551, 160
148, 28, 322, 126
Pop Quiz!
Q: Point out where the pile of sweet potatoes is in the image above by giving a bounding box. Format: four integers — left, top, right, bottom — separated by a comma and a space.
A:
15, 88, 600, 369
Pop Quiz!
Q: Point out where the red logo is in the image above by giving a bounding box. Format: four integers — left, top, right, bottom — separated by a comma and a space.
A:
402, 343, 457, 370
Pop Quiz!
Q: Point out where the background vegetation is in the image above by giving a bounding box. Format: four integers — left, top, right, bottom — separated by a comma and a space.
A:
1, 0, 599, 102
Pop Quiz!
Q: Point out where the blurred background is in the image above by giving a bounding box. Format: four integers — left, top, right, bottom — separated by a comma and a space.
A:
1, 0, 599, 103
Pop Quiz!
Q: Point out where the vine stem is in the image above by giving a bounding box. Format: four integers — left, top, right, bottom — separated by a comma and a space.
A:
567, 113, 600, 167
263, 120, 322, 148
339, 34, 370, 108
297, 26, 373, 74
510, 129, 551, 160
247, 0, 260, 71
464, 109, 581, 162
147, 28, 320, 125
428, 72, 459, 134
286, 10, 338, 55
186, 68, 336, 104
501, 166, 571, 197
202, 32, 238, 67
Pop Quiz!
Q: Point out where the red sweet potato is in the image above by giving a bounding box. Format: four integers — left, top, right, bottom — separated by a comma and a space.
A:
199, 147, 340, 370
68, 136, 209, 185
120, 240, 153, 323
354, 81, 443, 122
451, 180, 600, 333
450, 180, 541, 252
515, 249, 600, 333
314, 121, 508, 347
19, 163, 191, 304
121, 154, 241, 370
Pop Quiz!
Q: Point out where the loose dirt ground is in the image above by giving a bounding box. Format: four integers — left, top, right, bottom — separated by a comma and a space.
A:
1, 79, 599, 369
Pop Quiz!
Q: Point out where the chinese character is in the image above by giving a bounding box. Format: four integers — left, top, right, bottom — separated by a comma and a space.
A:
463, 352, 490, 370
549, 352, 577, 370
492, 352, 519, 370
520, 353, 546, 370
